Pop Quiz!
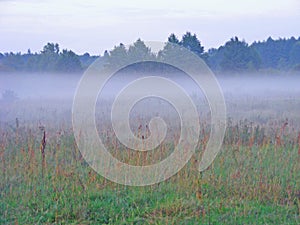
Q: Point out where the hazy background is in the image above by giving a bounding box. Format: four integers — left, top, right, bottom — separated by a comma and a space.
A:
1, 73, 300, 99
1, 72, 300, 130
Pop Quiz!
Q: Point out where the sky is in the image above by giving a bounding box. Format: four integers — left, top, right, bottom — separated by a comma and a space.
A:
0, 0, 299, 55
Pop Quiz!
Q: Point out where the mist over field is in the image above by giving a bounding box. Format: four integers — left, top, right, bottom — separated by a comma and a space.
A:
1, 72, 300, 99
1, 72, 300, 128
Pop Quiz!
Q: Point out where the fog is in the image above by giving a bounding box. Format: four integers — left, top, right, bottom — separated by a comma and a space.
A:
1, 72, 299, 99
1, 72, 300, 129
0, 73, 81, 100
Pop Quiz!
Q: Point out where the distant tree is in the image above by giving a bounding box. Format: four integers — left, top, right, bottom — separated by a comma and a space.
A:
180, 32, 204, 57
56, 49, 82, 72
39, 42, 60, 71
25, 53, 40, 72
102, 50, 110, 66
41, 43, 60, 55
1, 52, 25, 71
0, 42, 87, 73
108, 43, 129, 68
127, 39, 154, 61
168, 33, 180, 44
78, 52, 98, 69
251, 37, 298, 70
289, 41, 300, 66
158, 40, 183, 63
160, 32, 205, 60
205, 48, 223, 71
220, 37, 261, 72
103, 50, 109, 60
0, 36, 300, 74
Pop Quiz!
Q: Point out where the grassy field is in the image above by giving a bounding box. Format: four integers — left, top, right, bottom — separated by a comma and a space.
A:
0, 98, 300, 224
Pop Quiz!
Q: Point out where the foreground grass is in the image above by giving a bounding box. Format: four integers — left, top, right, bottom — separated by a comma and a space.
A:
0, 120, 300, 224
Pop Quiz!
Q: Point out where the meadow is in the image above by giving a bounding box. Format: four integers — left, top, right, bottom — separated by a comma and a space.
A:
0, 75, 300, 224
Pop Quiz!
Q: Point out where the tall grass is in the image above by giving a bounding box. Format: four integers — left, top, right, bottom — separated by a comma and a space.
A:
0, 112, 299, 224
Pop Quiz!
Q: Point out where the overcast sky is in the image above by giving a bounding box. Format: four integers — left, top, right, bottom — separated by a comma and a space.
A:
0, 0, 299, 55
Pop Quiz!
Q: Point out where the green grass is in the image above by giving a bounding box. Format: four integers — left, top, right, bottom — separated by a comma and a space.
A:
0, 118, 299, 224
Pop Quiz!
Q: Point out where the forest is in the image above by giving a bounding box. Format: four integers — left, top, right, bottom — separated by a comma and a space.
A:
0, 32, 300, 74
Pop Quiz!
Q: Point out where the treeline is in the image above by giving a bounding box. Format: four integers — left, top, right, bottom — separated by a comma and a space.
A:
0, 32, 300, 74
206, 36, 300, 73
0, 43, 97, 73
